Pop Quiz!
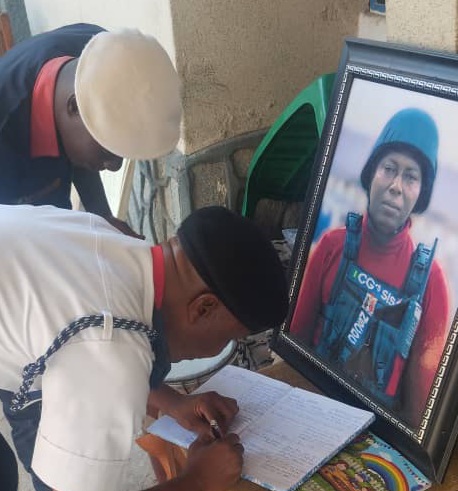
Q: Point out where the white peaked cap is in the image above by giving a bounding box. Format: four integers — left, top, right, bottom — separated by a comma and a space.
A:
75, 29, 182, 159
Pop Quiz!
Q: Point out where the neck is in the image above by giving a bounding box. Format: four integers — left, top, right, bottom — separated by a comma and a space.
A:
159, 240, 190, 362
366, 213, 405, 246
55, 58, 77, 93
54, 59, 77, 130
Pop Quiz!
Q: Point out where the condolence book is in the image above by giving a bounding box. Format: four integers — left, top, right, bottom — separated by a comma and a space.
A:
148, 365, 375, 491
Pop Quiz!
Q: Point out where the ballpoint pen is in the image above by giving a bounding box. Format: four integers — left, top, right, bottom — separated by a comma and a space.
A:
209, 419, 222, 439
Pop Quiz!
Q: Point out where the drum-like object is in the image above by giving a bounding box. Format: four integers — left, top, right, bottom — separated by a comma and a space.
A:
165, 340, 238, 394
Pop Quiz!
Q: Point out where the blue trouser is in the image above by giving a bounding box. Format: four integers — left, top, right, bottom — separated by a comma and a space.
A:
0, 390, 51, 491
0, 431, 18, 491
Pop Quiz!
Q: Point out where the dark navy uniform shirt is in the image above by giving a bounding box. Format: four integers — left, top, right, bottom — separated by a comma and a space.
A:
0, 23, 103, 208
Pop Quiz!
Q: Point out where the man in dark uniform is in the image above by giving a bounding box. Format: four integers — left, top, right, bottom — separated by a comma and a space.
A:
0, 23, 182, 236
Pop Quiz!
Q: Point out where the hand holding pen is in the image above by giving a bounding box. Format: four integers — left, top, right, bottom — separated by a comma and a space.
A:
207, 417, 244, 457
187, 431, 245, 491
164, 390, 239, 437
187, 391, 239, 436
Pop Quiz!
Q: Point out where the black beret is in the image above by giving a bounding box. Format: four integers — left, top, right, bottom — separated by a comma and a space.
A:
177, 206, 289, 333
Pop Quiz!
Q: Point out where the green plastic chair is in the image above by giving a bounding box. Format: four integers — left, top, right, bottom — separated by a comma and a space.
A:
241, 73, 336, 218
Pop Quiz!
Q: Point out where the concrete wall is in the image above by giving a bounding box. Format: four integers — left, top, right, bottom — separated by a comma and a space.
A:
358, 10, 386, 42
386, 0, 458, 51
171, 0, 367, 153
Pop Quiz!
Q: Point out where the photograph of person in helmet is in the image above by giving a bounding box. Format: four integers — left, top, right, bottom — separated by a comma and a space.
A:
289, 80, 453, 428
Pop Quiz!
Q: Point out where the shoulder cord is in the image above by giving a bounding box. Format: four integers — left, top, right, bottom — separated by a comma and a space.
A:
10, 314, 156, 412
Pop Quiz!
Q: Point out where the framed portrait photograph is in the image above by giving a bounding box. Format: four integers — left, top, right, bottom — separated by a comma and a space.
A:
271, 37, 458, 482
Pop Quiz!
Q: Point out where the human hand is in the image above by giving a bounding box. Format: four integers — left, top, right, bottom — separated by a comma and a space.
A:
183, 432, 244, 491
104, 215, 145, 239
167, 391, 239, 437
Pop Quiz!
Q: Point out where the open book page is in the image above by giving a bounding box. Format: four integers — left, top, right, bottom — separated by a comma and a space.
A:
241, 387, 375, 491
192, 364, 293, 434
148, 365, 374, 491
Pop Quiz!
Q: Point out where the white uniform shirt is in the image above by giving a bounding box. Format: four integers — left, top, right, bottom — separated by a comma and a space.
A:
0, 205, 155, 491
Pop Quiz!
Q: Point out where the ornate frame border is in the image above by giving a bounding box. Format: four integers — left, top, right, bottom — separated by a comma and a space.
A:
272, 37, 458, 482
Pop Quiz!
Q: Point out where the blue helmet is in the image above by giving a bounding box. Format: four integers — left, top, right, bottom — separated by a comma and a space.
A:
360, 108, 438, 214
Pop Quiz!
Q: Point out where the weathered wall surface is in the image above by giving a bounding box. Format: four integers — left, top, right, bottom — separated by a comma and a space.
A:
171, 0, 367, 154
386, 0, 458, 51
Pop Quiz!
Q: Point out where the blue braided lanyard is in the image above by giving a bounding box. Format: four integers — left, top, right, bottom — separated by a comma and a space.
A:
10, 314, 157, 413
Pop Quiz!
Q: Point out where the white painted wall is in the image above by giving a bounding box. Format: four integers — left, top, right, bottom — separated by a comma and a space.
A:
23, 0, 176, 59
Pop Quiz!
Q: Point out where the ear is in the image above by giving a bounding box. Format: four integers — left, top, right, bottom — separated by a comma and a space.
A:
188, 293, 220, 324
67, 94, 79, 117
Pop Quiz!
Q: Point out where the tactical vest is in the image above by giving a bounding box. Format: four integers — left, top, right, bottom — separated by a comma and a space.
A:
315, 212, 436, 409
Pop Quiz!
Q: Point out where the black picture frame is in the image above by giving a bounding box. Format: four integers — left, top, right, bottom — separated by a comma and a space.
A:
271, 37, 458, 483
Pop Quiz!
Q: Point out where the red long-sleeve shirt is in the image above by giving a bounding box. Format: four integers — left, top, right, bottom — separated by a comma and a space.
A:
290, 214, 449, 427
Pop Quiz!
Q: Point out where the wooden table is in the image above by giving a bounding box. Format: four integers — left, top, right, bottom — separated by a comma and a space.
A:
228, 361, 458, 491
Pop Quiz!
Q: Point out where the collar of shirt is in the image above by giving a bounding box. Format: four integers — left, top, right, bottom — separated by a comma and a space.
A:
150, 244, 170, 388
30, 56, 74, 158
151, 245, 165, 309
